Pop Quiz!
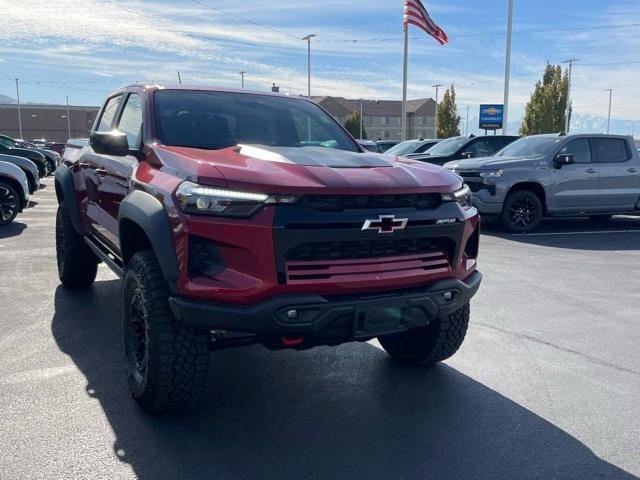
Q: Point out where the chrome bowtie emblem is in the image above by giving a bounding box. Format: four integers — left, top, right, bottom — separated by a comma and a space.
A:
361, 215, 408, 234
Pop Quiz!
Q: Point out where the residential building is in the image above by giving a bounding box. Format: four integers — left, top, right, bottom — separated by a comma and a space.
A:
313, 96, 436, 140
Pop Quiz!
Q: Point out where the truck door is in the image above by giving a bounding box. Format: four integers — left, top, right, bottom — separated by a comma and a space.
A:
97, 92, 143, 252
84, 94, 122, 236
547, 138, 600, 211
592, 137, 640, 210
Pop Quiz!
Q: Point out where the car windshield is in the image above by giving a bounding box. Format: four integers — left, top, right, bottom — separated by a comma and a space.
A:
426, 136, 468, 156
496, 136, 563, 157
386, 140, 419, 156
155, 90, 359, 152
0, 136, 16, 148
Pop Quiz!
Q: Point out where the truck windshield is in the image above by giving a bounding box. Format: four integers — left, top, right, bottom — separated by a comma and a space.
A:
386, 140, 419, 156
496, 136, 563, 157
154, 90, 359, 152
426, 136, 467, 156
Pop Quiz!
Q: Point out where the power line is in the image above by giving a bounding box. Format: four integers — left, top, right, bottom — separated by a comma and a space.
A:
190, 0, 302, 40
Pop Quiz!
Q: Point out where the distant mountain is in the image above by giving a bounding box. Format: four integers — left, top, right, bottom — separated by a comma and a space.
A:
0, 94, 17, 104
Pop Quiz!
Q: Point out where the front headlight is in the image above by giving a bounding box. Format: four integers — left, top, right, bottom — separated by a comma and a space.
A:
442, 184, 472, 208
479, 169, 504, 178
175, 181, 298, 217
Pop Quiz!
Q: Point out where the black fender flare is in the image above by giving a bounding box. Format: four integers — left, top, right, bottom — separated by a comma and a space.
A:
118, 190, 179, 286
54, 164, 85, 235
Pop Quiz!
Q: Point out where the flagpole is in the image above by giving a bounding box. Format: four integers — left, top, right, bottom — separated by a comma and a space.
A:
401, 24, 409, 142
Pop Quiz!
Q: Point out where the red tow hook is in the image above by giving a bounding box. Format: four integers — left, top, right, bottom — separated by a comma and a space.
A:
281, 336, 304, 346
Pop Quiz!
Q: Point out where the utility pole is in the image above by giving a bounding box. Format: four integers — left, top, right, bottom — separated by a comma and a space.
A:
605, 89, 613, 134
15, 79, 23, 140
562, 58, 578, 133
177, 71, 182, 84
239, 71, 246, 89
432, 84, 443, 138
503, 0, 514, 135
359, 99, 363, 139
465, 105, 470, 136
65, 96, 71, 140
302, 34, 316, 98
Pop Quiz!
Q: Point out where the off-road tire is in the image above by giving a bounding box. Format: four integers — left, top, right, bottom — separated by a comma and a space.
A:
56, 201, 98, 288
501, 189, 543, 234
378, 303, 470, 365
122, 251, 210, 413
0, 180, 20, 226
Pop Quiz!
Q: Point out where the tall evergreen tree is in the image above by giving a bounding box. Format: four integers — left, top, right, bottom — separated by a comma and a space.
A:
437, 85, 461, 138
344, 111, 367, 139
520, 63, 570, 135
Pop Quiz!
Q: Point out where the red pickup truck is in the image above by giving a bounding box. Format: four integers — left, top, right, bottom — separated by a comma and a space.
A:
55, 84, 481, 413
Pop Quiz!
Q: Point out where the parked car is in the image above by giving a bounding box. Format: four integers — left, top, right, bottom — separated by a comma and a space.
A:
386, 139, 441, 158
445, 133, 640, 233
55, 84, 482, 413
357, 139, 378, 152
0, 161, 29, 226
0, 142, 48, 177
413, 135, 519, 165
0, 154, 39, 194
0, 134, 61, 175
375, 140, 399, 153
44, 142, 66, 156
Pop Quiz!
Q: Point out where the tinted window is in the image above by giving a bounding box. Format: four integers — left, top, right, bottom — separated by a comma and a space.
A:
117, 94, 143, 148
96, 95, 122, 132
415, 141, 436, 153
386, 140, 419, 156
0, 136, 15, 147
560, 139, 591, 164
155, 91, 358, 152
427, 136, 468, 156
466, 139, 493, 157
594, 138, 630, 163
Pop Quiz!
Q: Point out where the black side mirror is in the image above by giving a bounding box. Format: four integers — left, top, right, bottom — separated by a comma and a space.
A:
461, 151, 474, 159
90, 131, 130, 156
553, 153, 575, 169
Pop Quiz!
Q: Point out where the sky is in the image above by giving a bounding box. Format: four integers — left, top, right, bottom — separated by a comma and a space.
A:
0, 0, 638, 132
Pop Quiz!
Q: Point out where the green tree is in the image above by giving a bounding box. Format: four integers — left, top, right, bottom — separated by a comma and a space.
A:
437, 85, 461, 138
520, 63, 570, 135
344, 111, 367, 139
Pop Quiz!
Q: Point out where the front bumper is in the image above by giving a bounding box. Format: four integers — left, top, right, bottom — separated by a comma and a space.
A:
471, 192, 503, 215
170, 271, 482, 346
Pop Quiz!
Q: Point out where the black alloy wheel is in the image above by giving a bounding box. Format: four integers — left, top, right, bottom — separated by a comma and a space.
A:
0, 182, 19, 226
501, 189, 543, 233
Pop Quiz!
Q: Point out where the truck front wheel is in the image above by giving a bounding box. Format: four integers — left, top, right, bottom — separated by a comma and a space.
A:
501, 189, 543, 233
122, 251, 210, 413
378, 303, 470, 365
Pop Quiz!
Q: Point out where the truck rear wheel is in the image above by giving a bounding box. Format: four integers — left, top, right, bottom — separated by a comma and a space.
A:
501, 189, 543, 233
122, 251, 210, 413
378, 303, 470, 365
56, 202, 99, 288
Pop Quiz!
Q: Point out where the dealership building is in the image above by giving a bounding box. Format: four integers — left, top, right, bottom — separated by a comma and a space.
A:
313, 96, 436, 140
0, 103, 100, 142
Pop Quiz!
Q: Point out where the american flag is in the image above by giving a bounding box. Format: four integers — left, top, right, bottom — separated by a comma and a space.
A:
403, 0, 449, 46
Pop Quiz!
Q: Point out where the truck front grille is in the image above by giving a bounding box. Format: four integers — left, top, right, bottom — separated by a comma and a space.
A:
297, 193, 442, 212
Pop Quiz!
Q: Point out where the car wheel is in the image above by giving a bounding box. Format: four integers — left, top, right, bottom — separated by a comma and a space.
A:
0, 181, 20, 226
122, 251, 210, 413
47, 160, 56, 176
56, 201, 99, 288
501, 189, 543, 233
378, 303, 470, 365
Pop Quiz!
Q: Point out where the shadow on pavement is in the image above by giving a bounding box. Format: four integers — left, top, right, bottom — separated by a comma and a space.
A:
0, 222, 27, 239
482, 216, 640, 251
52, 281, 638, 480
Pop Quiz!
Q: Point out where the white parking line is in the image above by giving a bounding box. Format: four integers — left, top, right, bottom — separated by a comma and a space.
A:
513, 229, 640, 237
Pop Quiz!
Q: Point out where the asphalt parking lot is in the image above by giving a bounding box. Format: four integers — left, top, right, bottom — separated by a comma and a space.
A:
1, 177, 639, 480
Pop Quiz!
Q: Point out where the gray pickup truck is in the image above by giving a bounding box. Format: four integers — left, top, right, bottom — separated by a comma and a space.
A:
445, 134, 640, 233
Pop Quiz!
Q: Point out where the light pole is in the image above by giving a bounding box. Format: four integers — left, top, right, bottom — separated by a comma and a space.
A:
302, 34, 316, 98
432, 84, 443, 138
465, 105, 470, 136
359, 99, 363, 140
503, 0, 514, 135
239, 71, 246, 89
65, 96, 71, 139
15, 78, 23, 140
562, 58, 578, 133
605, 89, 613, 134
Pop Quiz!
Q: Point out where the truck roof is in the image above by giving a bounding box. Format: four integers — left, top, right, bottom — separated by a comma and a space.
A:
107, 83, 310, 101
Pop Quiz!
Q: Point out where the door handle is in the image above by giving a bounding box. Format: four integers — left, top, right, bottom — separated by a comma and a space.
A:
628, 168, 638, 173
585, 168, 597, 174
96, 168, 109, 176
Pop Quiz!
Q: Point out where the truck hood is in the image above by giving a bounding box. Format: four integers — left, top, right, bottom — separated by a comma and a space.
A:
154, 144, 462, 194
445, 155, 542, 170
